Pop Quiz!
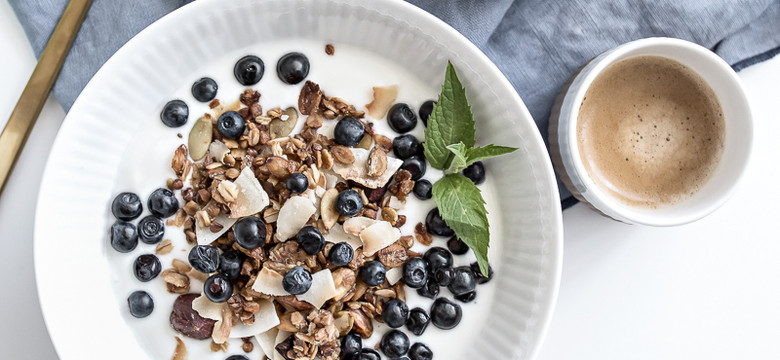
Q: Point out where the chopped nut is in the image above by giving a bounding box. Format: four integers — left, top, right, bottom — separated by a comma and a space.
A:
183, 200, 199, 216
414, 222, 433, 246
330, 145, 355, 164
217, 180, 239, 203
172, 145, 192, 180
210, 340, 229, 353
373, 134, 393, 153
320, 149, 334, 170
306, 112, 323, 128
225, 168, 240, 179
162, 268, 190, 293
374, 289, 395, 298
365, 85, 398, 119
325, 44, 335, 56
377, 243, 408, 268
399, 235, 414, 249
166, 209, 187, 227
195, 210, 211, 228
156, 239, 173, 255
366, 147, 388, 177
320, 188, 340, 229
381, 207, 398, 226
172, 259, 192, 273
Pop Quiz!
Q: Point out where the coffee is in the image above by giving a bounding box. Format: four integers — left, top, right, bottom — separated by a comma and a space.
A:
577, 56, 724, 208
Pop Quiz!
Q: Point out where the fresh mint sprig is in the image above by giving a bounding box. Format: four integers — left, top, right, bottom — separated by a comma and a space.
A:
424, 62, 518, 276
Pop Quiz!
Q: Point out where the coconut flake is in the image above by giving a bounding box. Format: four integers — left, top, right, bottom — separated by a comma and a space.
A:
196, 213, 237, 245
343, 216, 378, 236
324, 172, 341, 189
255, 328, 278, 359
229, 299, 280, 338
360, 221, 401, 256
386, 267, 403, 285
388, 196, 405, 210
296, 269, 338, 309
229, 167, 270, 218
209, 140, 230, 163
275, 196, 316, 240
318, 120, 337, 139
365, 85, 399, 119
331, 148, 402, 189
324, 223, 363, 249
251, 267, 289, 296
191, 294, 225, 321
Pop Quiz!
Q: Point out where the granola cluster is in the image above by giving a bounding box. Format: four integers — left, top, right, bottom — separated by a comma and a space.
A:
161, 81, 421, 360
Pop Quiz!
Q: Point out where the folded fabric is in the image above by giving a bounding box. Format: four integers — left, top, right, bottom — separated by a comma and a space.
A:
10, 0, 780, 206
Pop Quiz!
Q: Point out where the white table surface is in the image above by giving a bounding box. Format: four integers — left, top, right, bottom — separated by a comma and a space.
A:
1, 0, 778, 358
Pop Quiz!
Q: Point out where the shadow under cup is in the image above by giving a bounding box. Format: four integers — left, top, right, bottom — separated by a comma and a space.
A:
549, 37, 753, 226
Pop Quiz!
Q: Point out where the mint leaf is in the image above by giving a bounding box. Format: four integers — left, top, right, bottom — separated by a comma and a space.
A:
424, 62, 476, 170
432, 173, 491, 276
444, 143, 469, 174
465, 144, 517, 164
443, 143, 517, 174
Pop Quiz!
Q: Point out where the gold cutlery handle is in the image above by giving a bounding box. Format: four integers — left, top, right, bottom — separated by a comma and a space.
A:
0, 0, 93, 195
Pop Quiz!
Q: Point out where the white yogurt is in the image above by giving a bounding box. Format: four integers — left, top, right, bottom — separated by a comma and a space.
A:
109, 39, 503, 360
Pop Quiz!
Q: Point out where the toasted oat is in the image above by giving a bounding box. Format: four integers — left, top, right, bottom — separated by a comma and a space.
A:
373, 134, 393, 153
172, 258, 192, 273
299, 81, 322, 115
330, 145, 355, 164
156, 239, 173, 255
325, 44, 335, 56
414, 222, 433, 246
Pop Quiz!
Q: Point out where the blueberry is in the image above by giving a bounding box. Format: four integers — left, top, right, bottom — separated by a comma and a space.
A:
282, 266, 312, 295
188, 245, 221, 273
392, 134, 420, 159
448, 266, 477, 296
357, 349, 381, 360
234, 217, 267, 250
402, 257, 428, 289
462, 161, 486, 185
277, 52, 310, 84
138, 216, 165, 244
387, 103, 418, 134
204, 274, 233, 303
191, 77, 218, 102
217, 111, 246, 140
416, 278, 439, 299
401, 156, 426, 181
296, 226, 325, 255
133, 254, 161, 282
382, 299, 410, 328
226, 356, 249, 360
359, 260, 386, 287
412, 179, 432, 200
430, 297, 462, 330
406, 308, 430, 336
111, 221, 138, 253
419, 100, 436, 127
219, 251, 244, 280
234, 55, 265, 85
446, 236, 469, 255
147, 188, 179, 218
433, 267, 453, 286
423, 247, 453, 272
111, 192, 143, 221
454, 290, 477, 303
425, 208, 453, 236
286, 173, 309, 194
334, 117, 365, 146
408, 343, 433, 360
329, 242, 354, 266
341, 332, 362, 359
127, 290, 154, 318
336, 189, 363, 216
160, 100, 188, 128
381, 330, 410, 358
471, 262, 494, 284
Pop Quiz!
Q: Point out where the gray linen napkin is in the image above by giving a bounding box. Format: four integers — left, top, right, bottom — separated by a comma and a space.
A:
9, 0, 780, 207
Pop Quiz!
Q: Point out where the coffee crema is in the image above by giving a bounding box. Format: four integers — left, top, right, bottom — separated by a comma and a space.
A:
577, 56, 724, 208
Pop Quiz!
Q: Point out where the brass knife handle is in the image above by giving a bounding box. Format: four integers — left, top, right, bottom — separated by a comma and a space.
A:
0, 0, 93, 195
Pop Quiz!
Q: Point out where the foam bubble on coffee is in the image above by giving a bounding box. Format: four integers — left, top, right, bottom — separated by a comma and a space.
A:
577, 56, 724, 208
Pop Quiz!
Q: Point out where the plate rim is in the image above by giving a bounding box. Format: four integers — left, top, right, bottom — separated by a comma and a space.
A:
34, 0, 563, 358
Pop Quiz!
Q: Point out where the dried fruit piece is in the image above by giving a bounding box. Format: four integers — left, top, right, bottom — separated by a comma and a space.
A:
170, 293, 217, 340
365, 85, 398, 119
269, 107, 299, 139
188, 116, 213, 161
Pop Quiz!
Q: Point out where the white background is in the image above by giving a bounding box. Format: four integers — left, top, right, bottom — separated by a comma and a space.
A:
0, 0, 778, 358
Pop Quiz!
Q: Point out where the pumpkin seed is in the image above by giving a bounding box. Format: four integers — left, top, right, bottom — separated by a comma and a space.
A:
269, 107, 299, 139
187, 116, 212, 161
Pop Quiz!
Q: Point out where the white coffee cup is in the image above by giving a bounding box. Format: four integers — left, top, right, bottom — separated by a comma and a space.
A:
549, 37, 753, 226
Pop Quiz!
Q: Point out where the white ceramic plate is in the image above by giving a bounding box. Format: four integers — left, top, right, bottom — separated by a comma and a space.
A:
34, 0, 563, 359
